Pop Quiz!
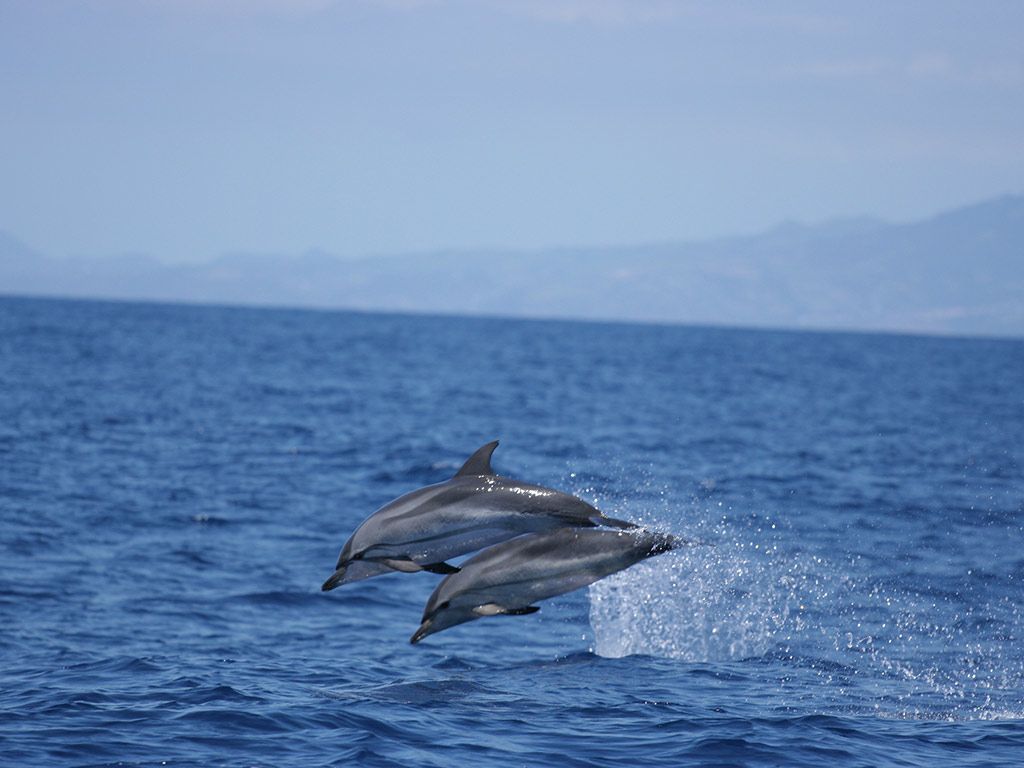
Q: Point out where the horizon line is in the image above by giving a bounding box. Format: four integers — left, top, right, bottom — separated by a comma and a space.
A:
3, 291, 1022, 345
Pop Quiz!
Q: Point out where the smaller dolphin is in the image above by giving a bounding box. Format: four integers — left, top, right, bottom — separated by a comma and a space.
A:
321, 441, 636, 591
410, 527, 681, 643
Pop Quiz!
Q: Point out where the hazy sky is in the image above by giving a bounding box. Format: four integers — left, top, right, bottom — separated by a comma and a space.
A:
2, 0, 1022, 263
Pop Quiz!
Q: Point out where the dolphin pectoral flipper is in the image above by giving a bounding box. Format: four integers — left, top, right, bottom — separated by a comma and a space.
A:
370, 555, 460, 574
378, 556, 425, 573
373, 556, 460, 574
422, 561, 460, 575
472, 603, 540, 616
594, 515, 638, 530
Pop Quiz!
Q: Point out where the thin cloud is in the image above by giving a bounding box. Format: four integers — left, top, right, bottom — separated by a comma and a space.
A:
116, 0, 844, 31
907, 53, 953, 78
774, 57, 892, 80
774, 52, 1023, 88
490, 0, 688, 25
130, 0, 339, 15
488, 0, 842, 31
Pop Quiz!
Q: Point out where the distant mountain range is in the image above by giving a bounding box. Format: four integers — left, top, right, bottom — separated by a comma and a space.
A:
2, 194, 1023, 337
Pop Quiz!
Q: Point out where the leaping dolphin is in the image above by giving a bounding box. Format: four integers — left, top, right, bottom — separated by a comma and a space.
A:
321, 441, 636, 591
410, 527, 681, 643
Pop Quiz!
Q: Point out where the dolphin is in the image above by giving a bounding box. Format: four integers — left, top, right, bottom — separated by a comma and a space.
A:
321, 441, 636, 591
410, 527, 681, 643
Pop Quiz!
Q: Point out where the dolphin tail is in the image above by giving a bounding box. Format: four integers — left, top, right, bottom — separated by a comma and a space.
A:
646, 532, 682, 556
643, 531, 711, 556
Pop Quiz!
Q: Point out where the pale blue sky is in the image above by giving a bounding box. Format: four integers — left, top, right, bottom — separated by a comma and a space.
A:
1, 0, 1022, 263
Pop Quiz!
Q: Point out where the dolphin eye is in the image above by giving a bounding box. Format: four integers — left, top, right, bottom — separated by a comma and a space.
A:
428, 601, 451, 620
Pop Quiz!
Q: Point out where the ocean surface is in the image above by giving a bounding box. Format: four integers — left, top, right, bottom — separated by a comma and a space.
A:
2, 295, 1023, 767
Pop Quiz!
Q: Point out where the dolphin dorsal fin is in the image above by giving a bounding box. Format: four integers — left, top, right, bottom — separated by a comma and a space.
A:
455, 440, 499, 477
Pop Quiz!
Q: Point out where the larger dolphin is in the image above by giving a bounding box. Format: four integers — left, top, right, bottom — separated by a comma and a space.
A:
410, 527, 680, 643
321, 441, 636, 591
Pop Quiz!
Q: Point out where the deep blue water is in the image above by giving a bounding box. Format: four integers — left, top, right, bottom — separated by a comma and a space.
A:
2, 295, 1023, 767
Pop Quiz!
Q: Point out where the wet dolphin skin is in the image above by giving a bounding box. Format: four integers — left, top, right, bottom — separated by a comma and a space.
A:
321, 441, 636, 590
410, 527, 680, 643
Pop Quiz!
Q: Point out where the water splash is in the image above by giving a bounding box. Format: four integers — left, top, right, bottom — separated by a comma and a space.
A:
584, 503, 1024, 721
588, 514, 798, 661
578, 469, 1024, 722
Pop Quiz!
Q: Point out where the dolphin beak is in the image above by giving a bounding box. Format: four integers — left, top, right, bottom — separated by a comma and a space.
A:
409, 620, 433, 644
321, 566, 347, 592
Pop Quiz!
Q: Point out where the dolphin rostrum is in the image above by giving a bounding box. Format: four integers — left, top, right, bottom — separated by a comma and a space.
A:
321, 441, 636, 591
410, 527, 681, 643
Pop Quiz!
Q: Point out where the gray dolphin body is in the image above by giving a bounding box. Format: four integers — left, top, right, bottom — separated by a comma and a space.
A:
321, 441, 636, 591
410, 527, 680, 643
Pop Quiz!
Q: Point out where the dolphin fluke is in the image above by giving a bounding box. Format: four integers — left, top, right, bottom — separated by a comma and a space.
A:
644, 531, 682, 556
